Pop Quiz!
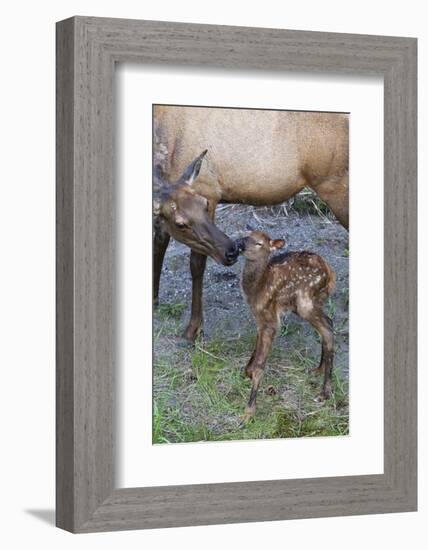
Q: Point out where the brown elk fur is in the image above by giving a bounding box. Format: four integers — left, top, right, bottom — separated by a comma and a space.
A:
154, 106, 348, 342
237, 231, 336, 423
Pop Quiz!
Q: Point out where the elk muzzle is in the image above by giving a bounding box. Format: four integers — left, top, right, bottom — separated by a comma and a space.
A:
225, 242, 239, 264
235, 237, 247, 254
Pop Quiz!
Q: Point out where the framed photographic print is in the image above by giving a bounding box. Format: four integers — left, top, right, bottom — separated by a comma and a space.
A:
56, 16, 417, 532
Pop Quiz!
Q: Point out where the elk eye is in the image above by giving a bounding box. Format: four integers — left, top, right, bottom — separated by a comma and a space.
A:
255, 242, 263, 247
175, 221, 187, 229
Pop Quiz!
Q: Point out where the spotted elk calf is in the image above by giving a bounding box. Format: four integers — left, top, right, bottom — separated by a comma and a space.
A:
236, 231, 336, 424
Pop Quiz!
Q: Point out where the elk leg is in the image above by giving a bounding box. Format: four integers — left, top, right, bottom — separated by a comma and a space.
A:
153, 220, 171, 306
182, 202, 218, 342
309, 172, 349, 230
241, 324, 277, 424
183, 251, 207, 343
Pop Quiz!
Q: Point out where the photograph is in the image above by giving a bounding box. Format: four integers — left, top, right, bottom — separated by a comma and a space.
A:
152, 104, 349, 443
0, 1, 419, 543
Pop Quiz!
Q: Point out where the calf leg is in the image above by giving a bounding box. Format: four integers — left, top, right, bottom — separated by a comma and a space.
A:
183, 251, 207, 343
306, 312, 334, 400
318, 314, 334, 399
312, 316, 333, 375
313, 347, 325, 375
241, 332, 259, 378
153, 220, 170, 306
242, 324, 277, 424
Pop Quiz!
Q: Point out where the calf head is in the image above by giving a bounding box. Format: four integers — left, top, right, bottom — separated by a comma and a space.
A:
154, 150, 238, 266
236, 231, 285, 262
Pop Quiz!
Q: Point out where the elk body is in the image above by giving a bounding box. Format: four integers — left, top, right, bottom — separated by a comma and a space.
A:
154, 105, 348, 342
236, 231, 336, 423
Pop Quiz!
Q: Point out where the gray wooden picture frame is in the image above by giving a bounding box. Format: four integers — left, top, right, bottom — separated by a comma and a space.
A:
56, 16, 417, 533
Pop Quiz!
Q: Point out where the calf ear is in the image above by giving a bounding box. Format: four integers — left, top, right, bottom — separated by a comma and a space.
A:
179, 149, 208, 185
270, 239, 286, 250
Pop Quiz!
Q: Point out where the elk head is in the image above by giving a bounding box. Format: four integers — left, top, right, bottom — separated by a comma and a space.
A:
153, 150, 239, 266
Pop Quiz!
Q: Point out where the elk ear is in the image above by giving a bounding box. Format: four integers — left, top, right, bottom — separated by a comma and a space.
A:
270, 239, 285, 251
153, 164, 165, 181
153, 199, 161, 217
153, 163, 168, 216
179, 149, 208, 185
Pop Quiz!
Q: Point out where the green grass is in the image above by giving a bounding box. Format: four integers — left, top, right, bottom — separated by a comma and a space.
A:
326, 297, 337, 319
156, 302, 186, 320
288, 188, 332, 218
279, 322, 301, 339
152, 315, 349, 444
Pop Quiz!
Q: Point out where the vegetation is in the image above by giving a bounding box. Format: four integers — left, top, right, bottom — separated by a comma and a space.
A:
152, 304, 349, 444
153, 191, 349, 445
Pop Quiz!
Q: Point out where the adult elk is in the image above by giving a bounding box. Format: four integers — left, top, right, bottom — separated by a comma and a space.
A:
153, 106, 348, 342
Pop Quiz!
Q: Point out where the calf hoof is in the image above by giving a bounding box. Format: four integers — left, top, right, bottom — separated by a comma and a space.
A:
314, 394, 326, 403
314, 387, 332, 403
239, 409, 255, 427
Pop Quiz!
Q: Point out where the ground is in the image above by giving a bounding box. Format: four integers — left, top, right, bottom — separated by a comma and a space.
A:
153, 192, 349, 444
